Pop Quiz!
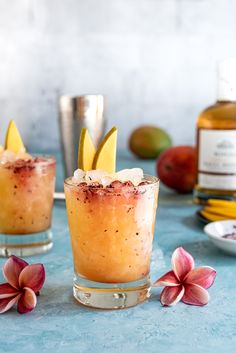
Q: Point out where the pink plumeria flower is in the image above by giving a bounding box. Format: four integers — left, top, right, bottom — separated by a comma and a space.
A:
0, 255, 45, 314
154, 247, 216, 306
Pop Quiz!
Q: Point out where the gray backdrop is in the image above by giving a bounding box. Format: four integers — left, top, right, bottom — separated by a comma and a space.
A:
0, 0, 236, 151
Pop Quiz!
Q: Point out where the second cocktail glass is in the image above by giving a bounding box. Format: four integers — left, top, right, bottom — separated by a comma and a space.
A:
0, 121, 56, 256
0, 156, 56, 257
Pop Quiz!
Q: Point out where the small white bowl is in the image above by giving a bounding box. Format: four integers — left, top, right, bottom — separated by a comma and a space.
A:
204, 219, 236, 255
204, 220, 236, 255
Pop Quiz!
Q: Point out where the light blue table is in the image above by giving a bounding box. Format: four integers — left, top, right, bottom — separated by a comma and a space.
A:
0, 151, 235, 353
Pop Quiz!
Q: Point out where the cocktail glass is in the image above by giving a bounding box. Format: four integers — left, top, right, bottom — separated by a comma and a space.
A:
0, 157, 56, 256
64, 175, 159, 309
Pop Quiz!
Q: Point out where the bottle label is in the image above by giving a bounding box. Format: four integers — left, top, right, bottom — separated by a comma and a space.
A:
198, 129, 236, 190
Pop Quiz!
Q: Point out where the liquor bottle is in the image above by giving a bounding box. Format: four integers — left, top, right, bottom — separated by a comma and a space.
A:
194, 58, 236, 203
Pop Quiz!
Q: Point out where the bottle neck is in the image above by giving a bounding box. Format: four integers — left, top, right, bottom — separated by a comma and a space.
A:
217, 58, 236, 102
217, 80, 236, 102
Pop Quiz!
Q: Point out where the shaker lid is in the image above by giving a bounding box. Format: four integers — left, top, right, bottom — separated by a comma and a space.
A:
59, 95, 104, 113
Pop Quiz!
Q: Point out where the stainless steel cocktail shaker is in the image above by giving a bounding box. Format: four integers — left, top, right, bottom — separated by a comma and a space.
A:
59, 95, 106, 177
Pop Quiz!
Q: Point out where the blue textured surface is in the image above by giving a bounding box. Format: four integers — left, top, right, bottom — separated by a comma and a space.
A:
0, 151, 235, 353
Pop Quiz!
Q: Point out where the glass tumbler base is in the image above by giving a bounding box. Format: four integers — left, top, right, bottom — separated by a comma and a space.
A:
73, 275, 151, 309
0, 229, 53, 257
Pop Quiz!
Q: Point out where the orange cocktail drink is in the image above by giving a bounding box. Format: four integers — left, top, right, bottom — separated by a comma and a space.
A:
65, 174, 159, 308
0, 153, 56, 256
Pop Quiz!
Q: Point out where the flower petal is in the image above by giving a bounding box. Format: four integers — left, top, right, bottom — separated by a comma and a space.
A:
153, 271, 179, 287
17, 287, 37, 314
0, 283, 19, 299
172, 247, 194, 281
182, 284, 209, 306
3, 256, 28, 289
0, 294, 21, 314
19, 264, 45, 293
160, 285, 185, 306
185, 266, 216, 289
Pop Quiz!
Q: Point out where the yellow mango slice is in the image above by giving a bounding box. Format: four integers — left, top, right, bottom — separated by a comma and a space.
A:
5, 120, 25, 153
92, 127, 117, 173
78, 128, 96, 171
200, 210, 231, 222
203, 206, 236, 219
207, 199, 236, 209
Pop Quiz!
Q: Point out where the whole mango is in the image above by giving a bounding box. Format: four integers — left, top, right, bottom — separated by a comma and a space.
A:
129, 125, 172, 159
157, 145, 197, 193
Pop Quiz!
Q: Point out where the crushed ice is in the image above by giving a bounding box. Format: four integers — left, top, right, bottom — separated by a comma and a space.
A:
0, 150, 33, 164
72, 168, 144, 186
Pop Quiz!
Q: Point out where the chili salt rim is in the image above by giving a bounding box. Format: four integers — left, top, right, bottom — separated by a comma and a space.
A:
64, 174, 159, 191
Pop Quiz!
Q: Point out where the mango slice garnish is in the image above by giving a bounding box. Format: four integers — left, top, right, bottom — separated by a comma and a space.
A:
92, 127, 117, 174
78, 128, 96, 171
78, 126, 118, 173
5, 120, 26, 153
